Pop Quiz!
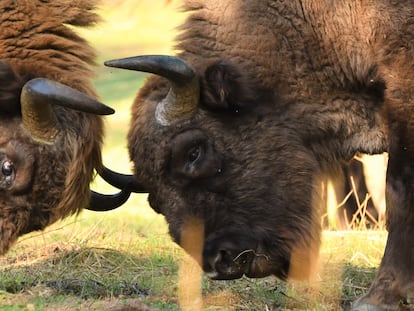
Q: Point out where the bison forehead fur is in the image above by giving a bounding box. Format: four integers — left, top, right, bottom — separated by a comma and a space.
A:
123, 0, 414, 309
0, 0, 104, 255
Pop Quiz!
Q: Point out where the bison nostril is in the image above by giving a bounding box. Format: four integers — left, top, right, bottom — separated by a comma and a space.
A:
218, 249, 236, 265
203, 234, 260, 279
204, 249, 235, 277
216, 249, 244, 270
213, 250, 224, 267
202, 250, 222, 279
218, 249, 227, 259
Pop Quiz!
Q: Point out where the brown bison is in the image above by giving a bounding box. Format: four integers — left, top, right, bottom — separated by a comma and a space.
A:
106, 1, 414, 310
0, 0, 133, 255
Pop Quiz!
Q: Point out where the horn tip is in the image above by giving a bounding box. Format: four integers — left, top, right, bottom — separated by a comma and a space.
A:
101, 105, 115, 115
104, 59, 124, 68
23, 77, 116, 116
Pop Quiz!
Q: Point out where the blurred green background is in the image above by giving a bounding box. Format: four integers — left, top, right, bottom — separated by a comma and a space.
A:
86, 0, 186, 225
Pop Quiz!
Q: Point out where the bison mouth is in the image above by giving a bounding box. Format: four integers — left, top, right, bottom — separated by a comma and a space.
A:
201, 232, 290, 280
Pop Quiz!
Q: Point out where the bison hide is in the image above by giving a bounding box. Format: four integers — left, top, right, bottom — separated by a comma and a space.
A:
106, 1, 414, 310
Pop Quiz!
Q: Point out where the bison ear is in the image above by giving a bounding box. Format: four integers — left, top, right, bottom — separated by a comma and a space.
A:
0, 61, 26, 115
200, 61, 256, 113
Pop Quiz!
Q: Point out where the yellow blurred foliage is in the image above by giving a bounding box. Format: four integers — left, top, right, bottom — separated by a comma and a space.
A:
81, 0, 186, 57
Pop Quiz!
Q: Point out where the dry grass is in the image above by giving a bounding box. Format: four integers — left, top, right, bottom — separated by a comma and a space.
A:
0, 209, 386, 310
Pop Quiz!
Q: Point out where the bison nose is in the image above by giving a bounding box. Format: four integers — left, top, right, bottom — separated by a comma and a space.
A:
202, 247, 254, 280
203, 250, 223, 279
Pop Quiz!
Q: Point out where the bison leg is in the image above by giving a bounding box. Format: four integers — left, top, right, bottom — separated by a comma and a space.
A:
352, 141, 414, 310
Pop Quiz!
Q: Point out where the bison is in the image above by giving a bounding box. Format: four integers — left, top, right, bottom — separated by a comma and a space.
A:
106, 1, 414, 310
0, 0, 133, 255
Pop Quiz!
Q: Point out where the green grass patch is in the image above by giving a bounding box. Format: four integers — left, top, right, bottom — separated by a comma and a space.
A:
1, 221, 386, 310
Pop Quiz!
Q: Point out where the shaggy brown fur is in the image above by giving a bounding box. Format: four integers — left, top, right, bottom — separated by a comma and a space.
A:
120, 1, 414, 309
0, 61, 26, 114
0, 0, 104, 254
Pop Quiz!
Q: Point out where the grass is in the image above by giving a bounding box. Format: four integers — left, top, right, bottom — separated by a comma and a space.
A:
0, 221, 386, 310
0, 1, 389, 310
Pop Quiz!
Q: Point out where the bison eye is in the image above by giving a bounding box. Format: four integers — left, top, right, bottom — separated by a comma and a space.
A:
1, 159, 15, 184
188, 145, 202, 163
170, 130, 221, 180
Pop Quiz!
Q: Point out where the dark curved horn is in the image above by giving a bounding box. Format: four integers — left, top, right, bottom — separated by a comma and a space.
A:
88, 188, 131, 212
105, 55, 199, 125
87, 167, 147, 212
21, 78, 114, 143
99, 166, 147, 193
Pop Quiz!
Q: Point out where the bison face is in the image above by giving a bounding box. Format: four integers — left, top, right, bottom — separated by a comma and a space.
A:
107, 56, 323, 281
0, 139, 35, 195
0, 61, 120, 255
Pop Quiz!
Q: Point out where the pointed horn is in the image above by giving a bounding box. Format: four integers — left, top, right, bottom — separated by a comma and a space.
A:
105, 55, 199, 126
98, 166, 147, 193
88, 189, 131, 212
21, 78, 114, 143
87, 166, 148, 211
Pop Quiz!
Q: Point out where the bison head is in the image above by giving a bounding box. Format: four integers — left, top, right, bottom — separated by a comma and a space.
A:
0, 61, 134, 255
105, 55, 326, 280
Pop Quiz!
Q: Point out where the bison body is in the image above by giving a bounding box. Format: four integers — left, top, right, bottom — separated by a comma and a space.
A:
0, 0, 121, 255
107, 1, 414, 309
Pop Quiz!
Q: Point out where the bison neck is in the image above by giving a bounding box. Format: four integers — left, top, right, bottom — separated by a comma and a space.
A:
178, 0, 389, 165
285, 93, 388, 168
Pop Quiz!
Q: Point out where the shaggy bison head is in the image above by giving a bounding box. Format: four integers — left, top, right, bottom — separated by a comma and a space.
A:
0, 0, 145, 256
0, 61, 134, 255
105, 56, 324, 280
